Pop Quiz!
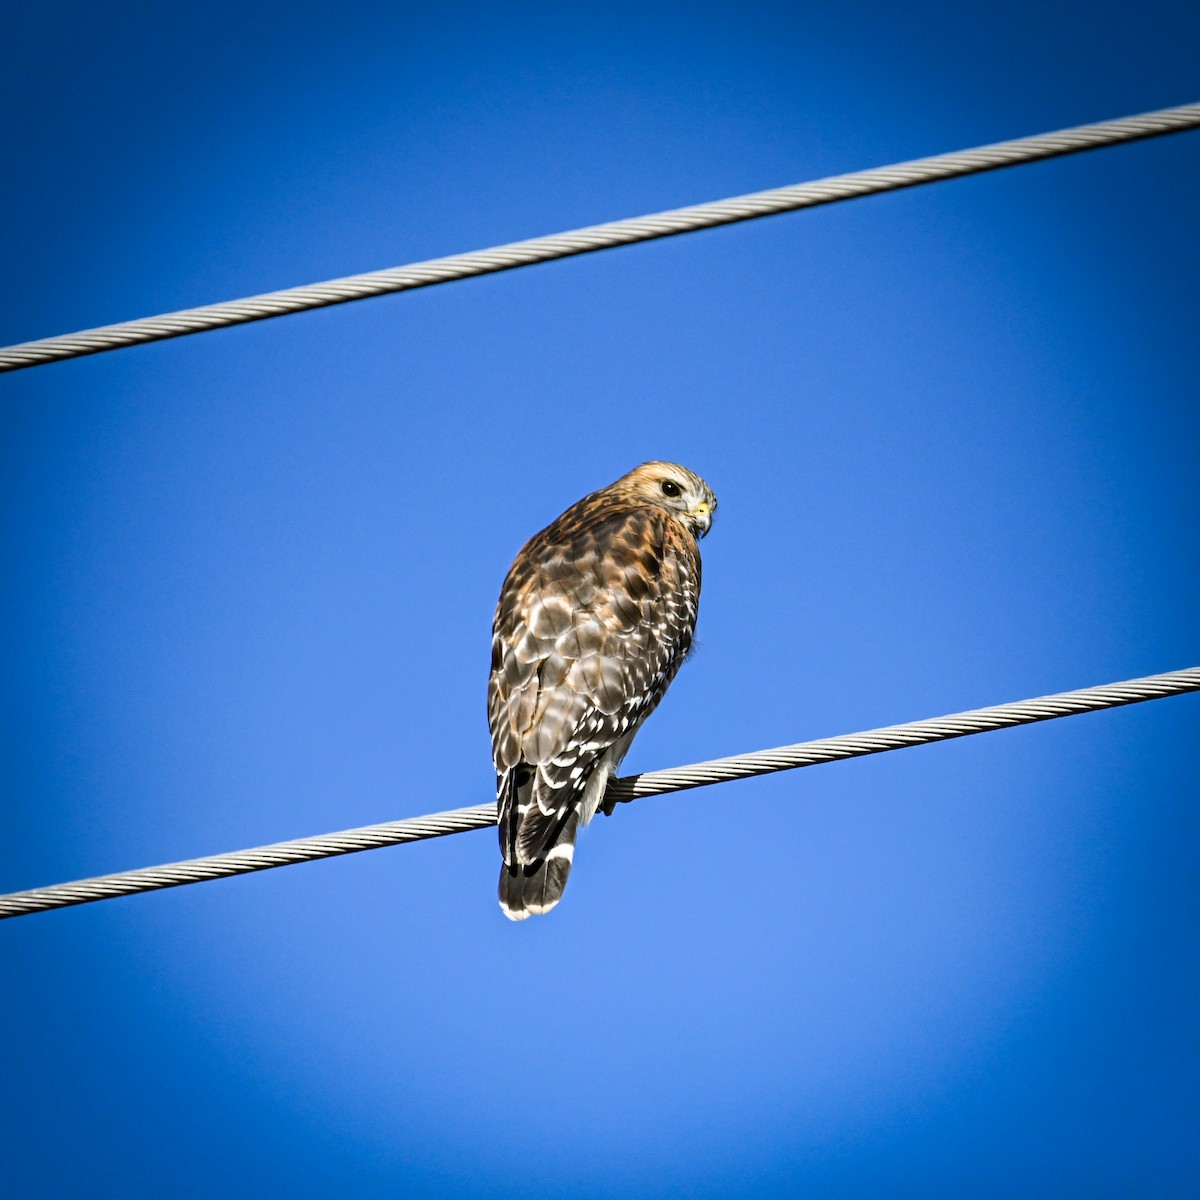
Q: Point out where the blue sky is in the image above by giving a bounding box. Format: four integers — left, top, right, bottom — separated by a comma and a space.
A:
2, 2, 1198, 1196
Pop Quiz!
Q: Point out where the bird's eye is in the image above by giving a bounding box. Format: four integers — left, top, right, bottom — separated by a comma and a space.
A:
660, 480, 682, 498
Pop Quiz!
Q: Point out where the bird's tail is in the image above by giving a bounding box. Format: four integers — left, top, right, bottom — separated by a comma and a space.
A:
498, 810, 581, 922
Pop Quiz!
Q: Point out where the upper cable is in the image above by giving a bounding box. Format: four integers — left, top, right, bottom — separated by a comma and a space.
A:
2, 102, 1198, 373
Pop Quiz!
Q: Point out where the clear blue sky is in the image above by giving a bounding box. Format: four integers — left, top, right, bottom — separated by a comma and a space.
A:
2, 2, 1198, 1196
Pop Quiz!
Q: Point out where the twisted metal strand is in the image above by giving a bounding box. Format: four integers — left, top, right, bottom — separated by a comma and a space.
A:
2, 102, 1198, 373
605, 669, 1200, 802
1, 667, 1196, 920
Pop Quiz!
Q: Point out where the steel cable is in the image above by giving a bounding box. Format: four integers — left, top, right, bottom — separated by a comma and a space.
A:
2, 102, 1198, 373
2, 667, 1196, 919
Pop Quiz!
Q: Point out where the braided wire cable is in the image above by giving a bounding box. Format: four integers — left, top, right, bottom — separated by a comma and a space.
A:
2, 667, 1196, 920
2, 102, 1199, 373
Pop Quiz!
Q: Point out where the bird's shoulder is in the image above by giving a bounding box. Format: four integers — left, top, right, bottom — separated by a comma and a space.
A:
503, 491, 697, 595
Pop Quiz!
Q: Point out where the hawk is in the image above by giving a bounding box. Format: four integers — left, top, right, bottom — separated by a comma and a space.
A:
488, 462, 717, 920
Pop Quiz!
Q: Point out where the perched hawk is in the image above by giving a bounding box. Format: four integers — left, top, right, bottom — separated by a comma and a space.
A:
488, 462, 717, 920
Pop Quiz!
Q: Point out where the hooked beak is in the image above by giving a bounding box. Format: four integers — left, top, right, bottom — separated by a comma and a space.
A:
690, 501, 713, 538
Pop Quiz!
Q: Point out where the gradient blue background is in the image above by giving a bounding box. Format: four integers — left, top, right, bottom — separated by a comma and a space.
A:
2, 2, 1198, 1195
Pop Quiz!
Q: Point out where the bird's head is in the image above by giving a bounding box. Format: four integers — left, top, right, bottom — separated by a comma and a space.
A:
615, 461, 717, 539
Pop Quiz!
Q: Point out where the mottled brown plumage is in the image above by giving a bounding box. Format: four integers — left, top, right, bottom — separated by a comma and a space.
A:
489, 462, 716, 919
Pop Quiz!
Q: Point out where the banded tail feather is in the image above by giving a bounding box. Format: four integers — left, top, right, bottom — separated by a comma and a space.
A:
498, 809, 581, 921
496, 751, 618, 921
